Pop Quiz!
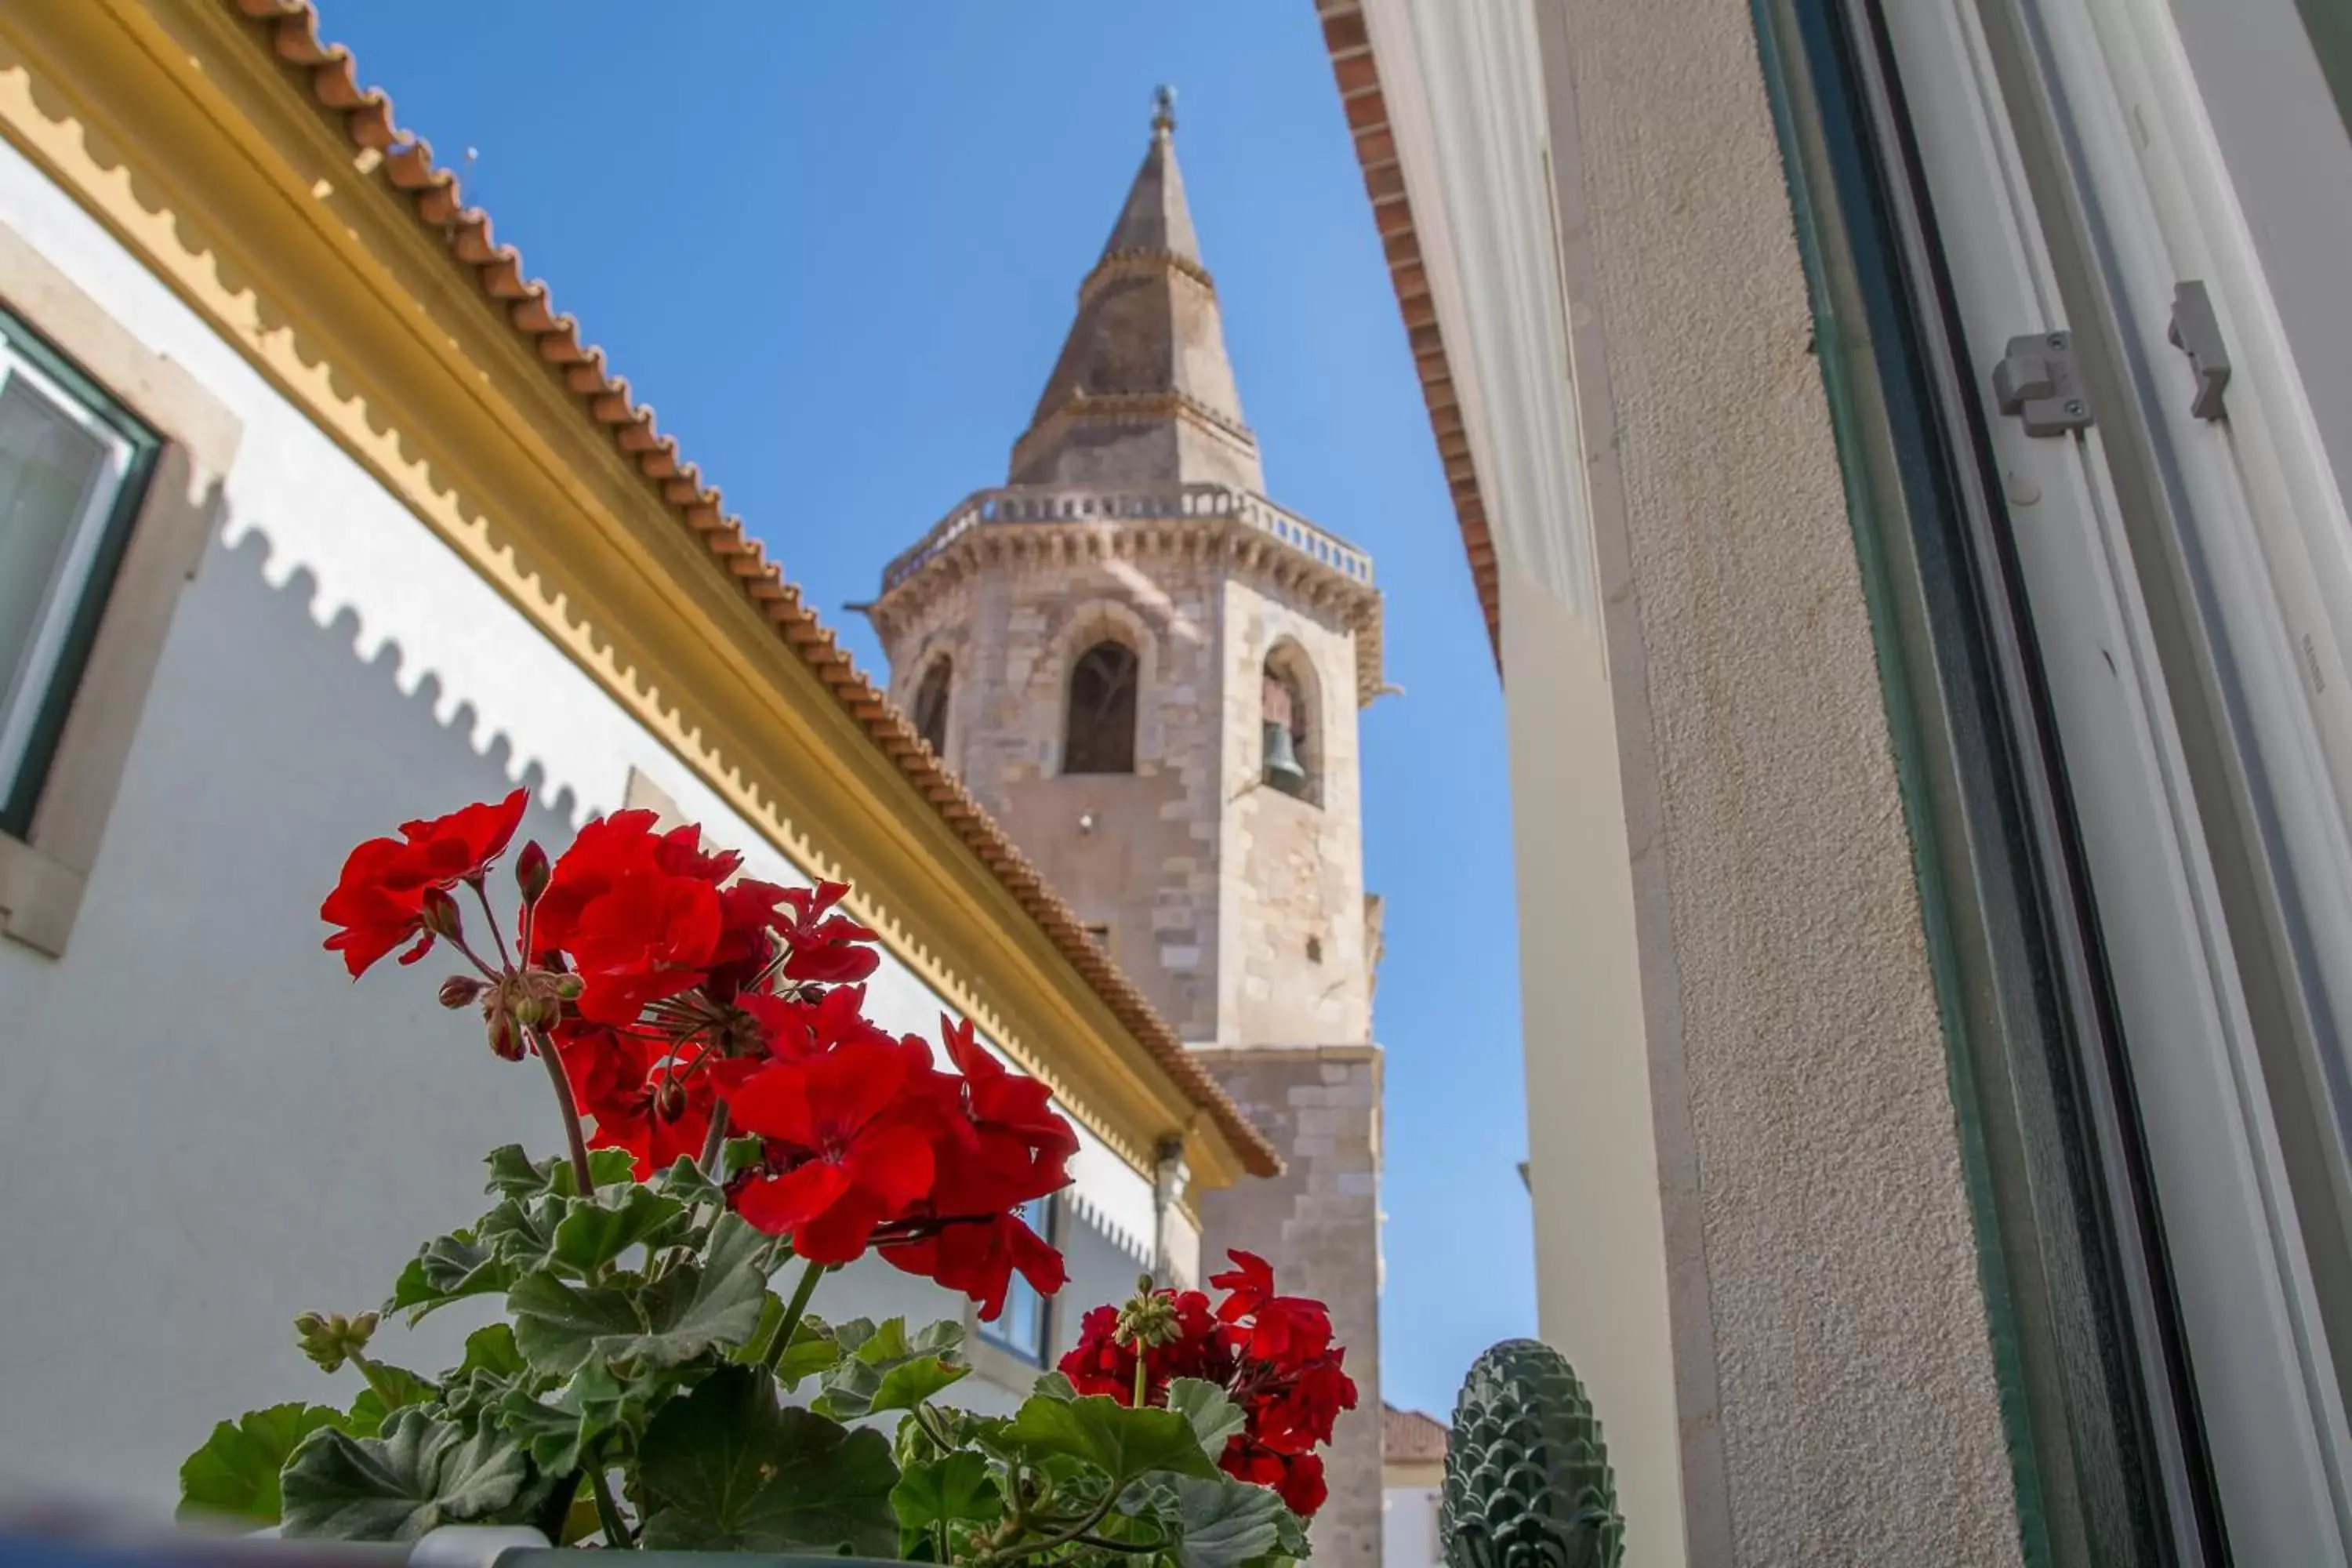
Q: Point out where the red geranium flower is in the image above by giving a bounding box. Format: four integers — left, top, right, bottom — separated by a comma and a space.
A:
1056, 1253, 1356, 1519
535, 812, 730, 1025
880, 1211, 1069, 1323
321, 789, 528, 976
741, 984, 898, 1062
557, 1023, 724, 1180
727, 1039, 937, 1261
1210, 1250, 1334, 1363
775, 882, 882, 984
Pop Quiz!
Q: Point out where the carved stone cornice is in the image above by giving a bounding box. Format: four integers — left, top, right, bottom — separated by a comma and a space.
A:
873, 509, 1385, 706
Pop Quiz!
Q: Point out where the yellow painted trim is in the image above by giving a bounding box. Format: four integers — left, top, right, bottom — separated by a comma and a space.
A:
0, 0, 1246, 1192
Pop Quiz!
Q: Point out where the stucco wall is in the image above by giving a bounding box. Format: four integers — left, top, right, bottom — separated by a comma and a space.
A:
1530, 0, 2024, 1559
1497, 567, 1686, 1566
0, 138, 1156, 1514
1381, 1482, 1443, 1568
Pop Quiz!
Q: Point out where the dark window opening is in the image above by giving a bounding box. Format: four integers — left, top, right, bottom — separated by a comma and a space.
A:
1065, 641, 1138, 774
912, 657, 953, 758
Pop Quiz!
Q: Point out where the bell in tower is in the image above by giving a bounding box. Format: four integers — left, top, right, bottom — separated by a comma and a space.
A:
866, 95, 1387, 1568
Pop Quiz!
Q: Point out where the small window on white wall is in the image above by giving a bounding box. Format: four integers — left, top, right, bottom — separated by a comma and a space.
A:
976, 1195, 1055, 1364
0, 308, 158, 838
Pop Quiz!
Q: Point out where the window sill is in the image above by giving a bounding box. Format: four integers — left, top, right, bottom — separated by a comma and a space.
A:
0, 830, 85, 957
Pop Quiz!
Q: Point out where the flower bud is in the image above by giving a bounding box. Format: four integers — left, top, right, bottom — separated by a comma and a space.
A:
553, 972, 584, 1000
439, 975, 486, 1010
1113, 1274, 1181, 1350
515, 840, 551, 906
485, 1011, 525, 1062
419, 887, 463, 942
293, 1308, 376, 1373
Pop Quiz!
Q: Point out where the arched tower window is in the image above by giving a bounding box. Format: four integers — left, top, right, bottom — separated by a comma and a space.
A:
912, 657, 953, 757
1065, 641, 1139, 775
1261, 648, 1318, 803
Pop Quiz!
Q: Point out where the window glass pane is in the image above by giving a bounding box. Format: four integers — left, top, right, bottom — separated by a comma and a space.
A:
0, 372, 120, 789
0, 315, 151, 834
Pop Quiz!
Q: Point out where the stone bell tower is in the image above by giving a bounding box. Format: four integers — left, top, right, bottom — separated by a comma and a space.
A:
869, 90, 1386, 1566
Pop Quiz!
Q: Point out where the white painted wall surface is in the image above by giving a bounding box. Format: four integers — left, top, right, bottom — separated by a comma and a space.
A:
0, 138, 1156, 1515
1379, 1484, 1442, 1568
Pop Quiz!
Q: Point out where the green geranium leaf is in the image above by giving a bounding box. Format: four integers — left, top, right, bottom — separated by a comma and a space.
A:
177, 1403, 350, 1524
456, 1323, 528, 1382
868, 1357, 969, 1417
481, 1196, 568, 1274
1031, 1370, 1080, 1402
279, 1406, 536, 1541
506, 1275, 644, 1377
764, 1316, 844, 1388
1001, 1394, 1220, 1486
654, 1154, 724, 1211
815, 1317, 968, 1418
486, 1143, 633, 1200
891, 1450, 1002, 1530
637, 1364, 898, 1554
722, 1135, 768, 1178
1272, 1497, 1312, 1560
550, 1182, 686, 1276
1169, 1475, 1289, 1568
1166, 1377, 1247, 1457
347, 1364, 434, 1436
438, 1325, 536, 1425
386, 1229, 512, 1324
495, 1357, 655, 1475
509, 1213, 770, 1377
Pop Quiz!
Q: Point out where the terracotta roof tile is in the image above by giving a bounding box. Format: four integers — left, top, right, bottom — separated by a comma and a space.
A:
1312, 0, 1499, 659
1382, 1404, 1450, 1464
220, 0, 1279, 1179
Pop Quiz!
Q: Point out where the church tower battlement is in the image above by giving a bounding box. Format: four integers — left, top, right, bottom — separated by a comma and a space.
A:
868, 92, 1386, 1568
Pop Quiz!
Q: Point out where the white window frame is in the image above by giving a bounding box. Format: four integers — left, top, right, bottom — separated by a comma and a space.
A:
0, 220, 238, 958
1878, 0, 2352, 1554
0, 318, 148, 809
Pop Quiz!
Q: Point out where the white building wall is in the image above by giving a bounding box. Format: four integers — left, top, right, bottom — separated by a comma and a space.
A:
0, 139, 1152, 1515
1379, 1483, 1442, 1568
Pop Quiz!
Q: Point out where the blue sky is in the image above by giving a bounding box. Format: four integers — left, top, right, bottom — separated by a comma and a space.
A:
321, 1, 1532, 1416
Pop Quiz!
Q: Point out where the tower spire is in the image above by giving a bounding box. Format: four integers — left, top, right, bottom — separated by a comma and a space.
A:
1009, 90, 1263, 492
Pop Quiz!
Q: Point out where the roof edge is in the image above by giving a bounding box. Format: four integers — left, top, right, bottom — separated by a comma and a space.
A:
1315, 0, 1501, 662
207, 0, 1281, 1178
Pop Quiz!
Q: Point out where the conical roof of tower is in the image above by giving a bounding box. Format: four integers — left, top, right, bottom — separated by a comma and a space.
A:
1010, 90, 1265, 492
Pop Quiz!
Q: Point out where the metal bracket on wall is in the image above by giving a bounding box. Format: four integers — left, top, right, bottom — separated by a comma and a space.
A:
1993, 331, 2094, 436
2168, 281, 2231, 421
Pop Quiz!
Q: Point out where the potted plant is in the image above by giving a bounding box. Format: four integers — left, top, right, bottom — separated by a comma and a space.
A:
176, 791, 1354, 1565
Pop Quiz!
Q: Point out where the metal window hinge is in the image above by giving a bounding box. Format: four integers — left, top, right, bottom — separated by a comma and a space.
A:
2169, 280, 2230, 421
1994, 331, 2093, 436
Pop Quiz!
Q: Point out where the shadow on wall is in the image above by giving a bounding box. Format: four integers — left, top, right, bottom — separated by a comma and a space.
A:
2, 34, 808, 842
0, 519, 598, 1515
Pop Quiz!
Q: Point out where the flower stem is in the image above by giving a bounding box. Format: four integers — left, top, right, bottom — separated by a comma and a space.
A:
529, 1023, 595, 1194
765, 1256, 829, 1372
470, 880, 514, 969
697, 1101, 732, 1178
1132, 1355, 1148, 1410
995, 1483, 1131, 1563
586, 1464, 630, 1548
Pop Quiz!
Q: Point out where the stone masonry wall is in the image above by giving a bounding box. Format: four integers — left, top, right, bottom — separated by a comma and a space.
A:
1194, 1047, 1384, 1568
877, 538, 1229, 1040
1218, 578, 1372, 1047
